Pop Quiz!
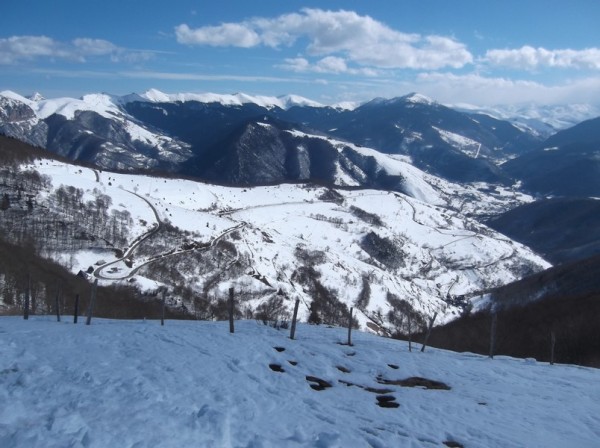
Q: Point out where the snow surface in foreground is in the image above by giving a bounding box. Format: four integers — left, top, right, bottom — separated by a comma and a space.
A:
1, 317, 598, 447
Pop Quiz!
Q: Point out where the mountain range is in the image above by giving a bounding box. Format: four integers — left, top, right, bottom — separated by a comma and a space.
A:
1, 88, 599, 334
2, 89, 599, 197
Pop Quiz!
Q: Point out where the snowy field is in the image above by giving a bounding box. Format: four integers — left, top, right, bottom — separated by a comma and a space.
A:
1, 317, 599, 447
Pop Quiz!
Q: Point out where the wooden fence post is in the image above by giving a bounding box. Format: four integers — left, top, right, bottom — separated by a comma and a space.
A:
55, 287, 61, 322
420, 312, 438, 352
228, 287, 234, 334
347, 307, 354, 346
550, 330, 556, 365
408, 312, 412, 352
23, 274, 30, 320
86, 279, 98, 326
161, 291, 166, 326
289, 298, 300, 340
489, 313, 498, 359
73, 294, 80, 324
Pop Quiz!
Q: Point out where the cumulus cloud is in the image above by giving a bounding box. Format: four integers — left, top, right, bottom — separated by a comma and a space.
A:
279, 56, 379, 76
175, 23, 260, 48
0, 35, 152, 65
175, 8, 473, 70
485, 46, 600, 70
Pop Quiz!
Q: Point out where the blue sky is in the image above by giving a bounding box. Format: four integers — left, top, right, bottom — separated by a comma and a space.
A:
2, 0, 600, 106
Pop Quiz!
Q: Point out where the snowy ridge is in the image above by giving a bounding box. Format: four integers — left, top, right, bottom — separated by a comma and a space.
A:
136, 88, 324, 110
0, 90, 122, 120
1, 317, 598, 447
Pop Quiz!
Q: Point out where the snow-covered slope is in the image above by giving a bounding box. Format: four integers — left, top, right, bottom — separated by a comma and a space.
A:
1, 317, 598, 447
20, 156, 549, 330
284, 129, 533, 217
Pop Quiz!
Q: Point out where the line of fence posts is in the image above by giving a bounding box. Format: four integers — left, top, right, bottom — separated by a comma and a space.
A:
9, 275, 568, 368
289, 298, 300, 340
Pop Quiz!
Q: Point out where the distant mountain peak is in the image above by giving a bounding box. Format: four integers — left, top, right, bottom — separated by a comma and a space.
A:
28, 92, 45, 102
276, 94, 323, 109
362, 93, 437, 108
140, 88, 171, 103
402, 92, 436, 105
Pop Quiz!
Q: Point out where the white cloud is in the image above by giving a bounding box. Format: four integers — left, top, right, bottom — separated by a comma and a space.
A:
0, 36, 70, 64
0, 35, 152, 65
485, 46, 600, 70
279, 56, 379, 76
175, 8, 473, 71
280, 57, 311, 72
175, 23, 260, 48
315, 56, 348, 73
72, 38, 118, 56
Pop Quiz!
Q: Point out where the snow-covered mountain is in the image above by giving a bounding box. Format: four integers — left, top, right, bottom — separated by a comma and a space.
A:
1, 89, 545, 186
0, 141, 549, 331
0, 90, 192, 170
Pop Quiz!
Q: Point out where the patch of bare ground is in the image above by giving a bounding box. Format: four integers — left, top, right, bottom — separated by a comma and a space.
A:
306, 376, 332, 391
376, 376, 451, 390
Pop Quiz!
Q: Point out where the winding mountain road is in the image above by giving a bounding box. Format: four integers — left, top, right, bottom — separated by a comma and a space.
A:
93, 190, 246, 281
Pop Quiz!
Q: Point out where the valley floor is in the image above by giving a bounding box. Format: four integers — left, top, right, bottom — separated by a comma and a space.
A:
1, 317, 599, 447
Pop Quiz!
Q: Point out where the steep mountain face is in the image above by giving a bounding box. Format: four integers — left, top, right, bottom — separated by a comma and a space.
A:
502, 117, 600, 197
122, 98, 269, 154
44, 111, 191, 171
182, 119, 408, 192
0, 91, 192, 172
487, 198, 600, 264
0, 93, 48, 148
